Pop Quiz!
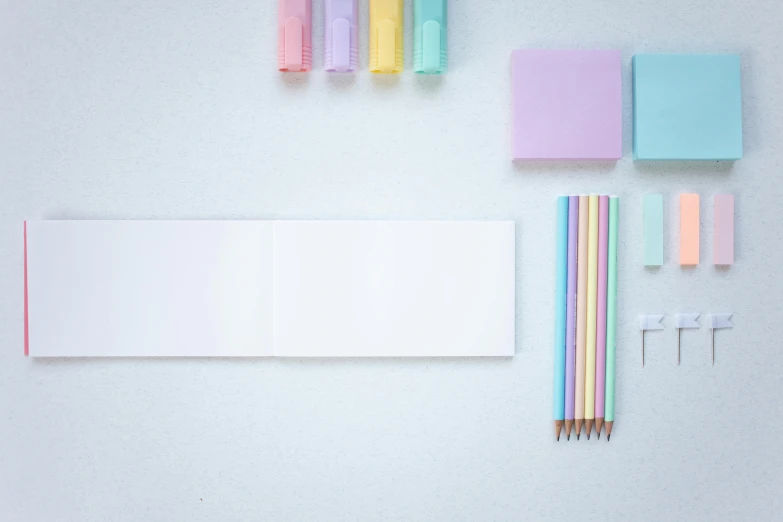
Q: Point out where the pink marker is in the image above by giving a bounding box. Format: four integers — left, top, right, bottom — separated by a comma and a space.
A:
325, 0, 358, 72
278, 0, 312, 72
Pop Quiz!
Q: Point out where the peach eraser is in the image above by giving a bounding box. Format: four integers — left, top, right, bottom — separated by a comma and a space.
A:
680, 194, 699, 266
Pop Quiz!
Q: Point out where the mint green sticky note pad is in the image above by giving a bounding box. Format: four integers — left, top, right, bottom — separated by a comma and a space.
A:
633, 54, 742, 160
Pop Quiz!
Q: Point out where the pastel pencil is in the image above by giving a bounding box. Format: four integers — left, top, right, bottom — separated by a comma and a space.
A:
564, 196, 579, 440
584, 195, 599, 440
605, 197, 619, 441
574, 195, 589, 439
553, 197, 569, 440
594, 195, 609, 439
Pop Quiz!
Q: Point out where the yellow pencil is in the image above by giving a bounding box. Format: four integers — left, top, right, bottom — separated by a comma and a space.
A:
584, 195, 599, 440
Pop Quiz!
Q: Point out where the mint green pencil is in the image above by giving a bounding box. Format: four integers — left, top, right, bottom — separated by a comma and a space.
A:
605, 197, 619, 441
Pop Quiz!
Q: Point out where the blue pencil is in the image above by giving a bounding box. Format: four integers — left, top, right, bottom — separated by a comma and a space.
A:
553, 196, 569, 440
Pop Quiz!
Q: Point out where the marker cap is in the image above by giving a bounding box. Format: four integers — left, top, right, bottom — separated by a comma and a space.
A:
370, 0, 404, 74
278, 0, 312, 72
325, 0, 358, 72
414, 0, 447, 74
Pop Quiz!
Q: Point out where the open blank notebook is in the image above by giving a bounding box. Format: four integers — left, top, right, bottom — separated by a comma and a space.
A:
24, 221, 515, 357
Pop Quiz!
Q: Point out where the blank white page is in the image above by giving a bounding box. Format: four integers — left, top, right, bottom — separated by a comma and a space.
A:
26, 221, 274, 357
273, 221, 516, 357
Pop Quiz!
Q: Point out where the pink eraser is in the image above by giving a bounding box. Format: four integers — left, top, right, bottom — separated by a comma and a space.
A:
325, 0, 358, 72
278, 0, 312, 72
715, 194, 734, 265
511, 49, 622, 160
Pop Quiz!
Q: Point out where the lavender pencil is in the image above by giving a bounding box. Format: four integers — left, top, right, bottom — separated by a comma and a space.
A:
564, 196, 579, 440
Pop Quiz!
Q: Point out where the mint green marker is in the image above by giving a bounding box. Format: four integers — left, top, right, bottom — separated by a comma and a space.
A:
605, 197, 619, 441
413, 0, 447, 74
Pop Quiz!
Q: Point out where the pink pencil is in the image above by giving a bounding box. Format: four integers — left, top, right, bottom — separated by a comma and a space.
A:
595, 196, 609, 438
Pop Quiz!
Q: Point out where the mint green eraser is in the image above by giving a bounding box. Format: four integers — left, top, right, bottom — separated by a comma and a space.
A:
644, 194, 664, 266
633, 54, 742, 160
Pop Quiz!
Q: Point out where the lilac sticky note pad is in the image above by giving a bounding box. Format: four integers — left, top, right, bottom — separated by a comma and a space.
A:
511, 50, 622, 160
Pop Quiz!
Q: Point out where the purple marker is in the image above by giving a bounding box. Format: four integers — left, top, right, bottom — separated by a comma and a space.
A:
325, 0, 358, 72
595, 195, 609, 438
565, 195, 579, 439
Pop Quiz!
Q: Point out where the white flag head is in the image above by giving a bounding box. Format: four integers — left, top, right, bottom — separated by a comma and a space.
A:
675, 313, 700, 329
709, 313, 734, 329
639, 314, 665, 331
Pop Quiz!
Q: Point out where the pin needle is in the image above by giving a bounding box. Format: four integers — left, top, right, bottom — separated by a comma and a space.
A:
642, 330, 645, 367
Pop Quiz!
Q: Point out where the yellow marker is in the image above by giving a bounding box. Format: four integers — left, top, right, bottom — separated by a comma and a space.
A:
584, 195, 599, 439
370, 0, 403, 73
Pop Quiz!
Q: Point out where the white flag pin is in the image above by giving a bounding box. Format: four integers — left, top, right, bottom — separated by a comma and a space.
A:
709, 313, 734, 329
708, 313, 734, 365
675, 313, 700, 366
639, 315, 665, 367
675, 313, 701, 329
639, 315, 665, 330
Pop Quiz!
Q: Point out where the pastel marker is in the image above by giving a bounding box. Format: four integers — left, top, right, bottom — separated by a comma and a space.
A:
370, 0, 404, 73
325, 0, 358, 72
413, 0, 447, 74
278, 0, 313, 72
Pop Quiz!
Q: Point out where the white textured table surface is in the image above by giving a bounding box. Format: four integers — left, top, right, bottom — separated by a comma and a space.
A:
1, 1, 782, 520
